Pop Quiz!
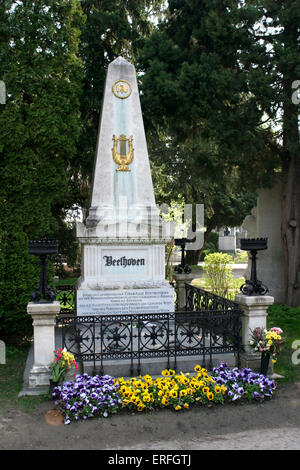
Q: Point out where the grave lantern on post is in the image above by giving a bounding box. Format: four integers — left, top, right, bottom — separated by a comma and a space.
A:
174, 238, 195, 274
28, 239, 58, 303
239, 238, 269, 296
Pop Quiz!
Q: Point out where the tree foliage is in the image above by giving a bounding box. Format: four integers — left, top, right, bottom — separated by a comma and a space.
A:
138, 0, 264, 259
74, 0, 165, 217
1, 0, 299, 347
138, 0, 299, 304
235, 0, 300, 305
0, 0, 84, 342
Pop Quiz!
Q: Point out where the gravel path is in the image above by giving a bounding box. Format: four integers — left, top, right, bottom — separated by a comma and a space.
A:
1, 382, 299, 450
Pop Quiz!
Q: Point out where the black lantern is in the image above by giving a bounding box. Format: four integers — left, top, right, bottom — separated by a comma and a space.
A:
174, 238, 195, 274
239, 238, 269, 296
28, 239, 58, 303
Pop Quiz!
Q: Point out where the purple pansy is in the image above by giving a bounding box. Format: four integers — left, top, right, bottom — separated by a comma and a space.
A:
211, 362, 276, 403
52, 373, 120, 424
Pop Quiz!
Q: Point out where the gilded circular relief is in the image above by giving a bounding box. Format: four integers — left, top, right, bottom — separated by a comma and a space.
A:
112, 79, 132, 99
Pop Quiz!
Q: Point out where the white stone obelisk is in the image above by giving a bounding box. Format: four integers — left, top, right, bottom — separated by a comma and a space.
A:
76, 57, 174, 315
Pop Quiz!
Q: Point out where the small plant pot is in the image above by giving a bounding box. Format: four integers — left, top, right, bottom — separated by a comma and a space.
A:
260, 352, 270, 376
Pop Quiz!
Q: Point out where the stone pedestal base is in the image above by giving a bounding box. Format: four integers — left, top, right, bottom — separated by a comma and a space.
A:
173, 273, 195, 310
27, 301, 60, 390
235, 294, 274, 374
28, 364, 51, 389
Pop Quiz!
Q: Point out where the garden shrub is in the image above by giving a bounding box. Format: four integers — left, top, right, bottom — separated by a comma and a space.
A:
203, 252, 234, 298
0, 234, 39, 343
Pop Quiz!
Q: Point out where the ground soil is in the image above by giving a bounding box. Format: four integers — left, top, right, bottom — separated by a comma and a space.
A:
0, 381, 300, 451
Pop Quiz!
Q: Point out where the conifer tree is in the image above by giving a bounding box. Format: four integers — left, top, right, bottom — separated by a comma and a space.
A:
75, 0, 165, 218
237, 0, 300, 305
0, 0, 84, 341
139, 0, 300, 304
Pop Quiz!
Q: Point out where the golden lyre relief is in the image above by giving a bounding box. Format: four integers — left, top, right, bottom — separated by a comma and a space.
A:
112, 134, 134, 171
112, 79, 132, 99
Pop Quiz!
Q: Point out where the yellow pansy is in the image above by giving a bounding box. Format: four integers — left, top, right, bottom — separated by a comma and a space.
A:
142, 394, 151, 403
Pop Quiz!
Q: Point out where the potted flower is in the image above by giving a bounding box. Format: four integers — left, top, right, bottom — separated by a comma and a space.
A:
249, 327, 284, 375
49, 348, 78, 393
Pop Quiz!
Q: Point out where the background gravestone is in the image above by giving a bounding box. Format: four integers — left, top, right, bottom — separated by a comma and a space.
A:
0, 340, 5, 364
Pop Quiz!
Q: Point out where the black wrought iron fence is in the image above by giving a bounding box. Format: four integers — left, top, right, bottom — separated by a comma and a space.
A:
55, 283, 243, 376
55, 284, 75, 315
185, 283, 241, 311
56, 310, 243, 376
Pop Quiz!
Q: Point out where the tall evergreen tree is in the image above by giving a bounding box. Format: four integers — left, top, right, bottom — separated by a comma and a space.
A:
139, 0, 300, 305
0, 0, 84, 341
236, 0, 300, 306
74, 0, 165, 218
138, 0, 265, 260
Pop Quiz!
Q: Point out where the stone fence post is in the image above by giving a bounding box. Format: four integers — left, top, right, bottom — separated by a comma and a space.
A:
235, 294, 274, 373
173, 273, 195, 310
27, 301, 60, 390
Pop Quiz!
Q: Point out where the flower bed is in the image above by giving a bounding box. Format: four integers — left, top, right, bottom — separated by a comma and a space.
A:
116, 365, 226, 412
52, 363, 276, 424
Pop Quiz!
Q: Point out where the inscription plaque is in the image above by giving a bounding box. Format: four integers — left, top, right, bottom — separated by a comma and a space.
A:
77, 288, 174, 316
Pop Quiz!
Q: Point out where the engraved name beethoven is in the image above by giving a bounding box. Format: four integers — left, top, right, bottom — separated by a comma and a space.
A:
103, 255, 145, 268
